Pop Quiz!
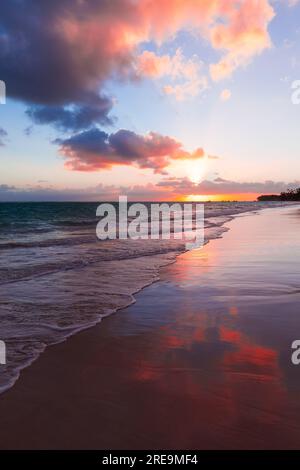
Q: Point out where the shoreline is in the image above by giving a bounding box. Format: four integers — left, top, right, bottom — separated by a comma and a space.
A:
0, 201, 275, 394
0, 205, 300, 448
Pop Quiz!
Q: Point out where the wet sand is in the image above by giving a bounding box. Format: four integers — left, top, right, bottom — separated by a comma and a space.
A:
0, 205, 300, 449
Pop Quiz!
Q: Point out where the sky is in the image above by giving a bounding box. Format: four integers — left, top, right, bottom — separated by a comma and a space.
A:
0, 0, 300, 201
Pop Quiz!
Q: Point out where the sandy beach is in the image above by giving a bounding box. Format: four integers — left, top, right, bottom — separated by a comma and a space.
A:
0, 205, 300, 449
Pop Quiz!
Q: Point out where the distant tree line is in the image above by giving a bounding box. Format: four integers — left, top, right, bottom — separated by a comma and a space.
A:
258, 187, 300, 201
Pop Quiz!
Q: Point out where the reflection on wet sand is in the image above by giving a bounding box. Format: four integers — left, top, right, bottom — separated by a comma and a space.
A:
0, 206, 300, 449
117, 207, 300, 448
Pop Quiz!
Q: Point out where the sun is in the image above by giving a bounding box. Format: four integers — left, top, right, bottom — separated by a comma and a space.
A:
186, 194, 218, 202
186, 158, 206, 184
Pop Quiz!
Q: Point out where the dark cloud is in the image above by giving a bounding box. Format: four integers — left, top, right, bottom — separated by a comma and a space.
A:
157, 177, 300, 195
24, 126, 33, 136
0, 0, 133, 105
0, 128, 8, 146
27, 95, 114, 131
0, 0, 274, 163
1, 178, 299, 202
0, 0, 274, 106
0, 0, 135, 131
56, 128, 194, 173
0, 184, 15, 192
0, 182, 167, 202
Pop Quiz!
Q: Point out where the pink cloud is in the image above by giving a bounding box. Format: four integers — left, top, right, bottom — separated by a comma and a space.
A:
209, 0, 274, 81
1, 1, 275, 115
56, 0, 275, 96
136, 48, 208, 100
57, 128, 205, 173
220, 89, 232, 101
157, 176, 300, 196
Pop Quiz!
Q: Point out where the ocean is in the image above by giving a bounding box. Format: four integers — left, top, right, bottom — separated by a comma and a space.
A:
0, 201, 288, 393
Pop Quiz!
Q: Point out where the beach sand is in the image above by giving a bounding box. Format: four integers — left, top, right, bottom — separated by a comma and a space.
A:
0, 205, 300, 449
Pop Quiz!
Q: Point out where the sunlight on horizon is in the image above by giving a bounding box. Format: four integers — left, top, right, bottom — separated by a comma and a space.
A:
186, 158, 206, 184
185, 193, 259, 202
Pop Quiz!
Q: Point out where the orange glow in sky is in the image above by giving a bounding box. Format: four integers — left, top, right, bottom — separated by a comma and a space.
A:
184, 193, 259, 202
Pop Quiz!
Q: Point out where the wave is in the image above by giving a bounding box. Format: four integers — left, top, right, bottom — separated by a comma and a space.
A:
0, 201, 292, 394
